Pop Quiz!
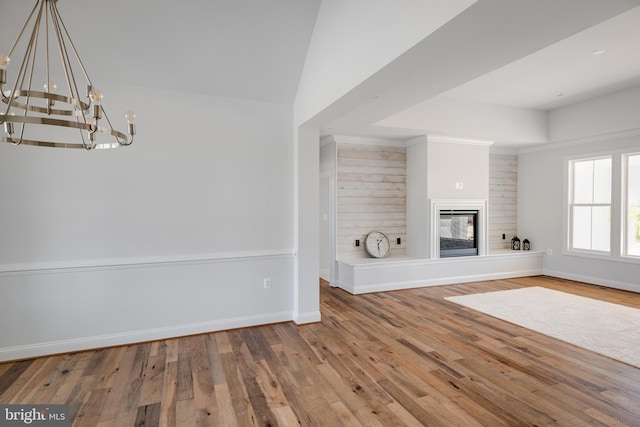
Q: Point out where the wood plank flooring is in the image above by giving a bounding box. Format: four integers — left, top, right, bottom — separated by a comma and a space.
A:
1, 275, 639, 426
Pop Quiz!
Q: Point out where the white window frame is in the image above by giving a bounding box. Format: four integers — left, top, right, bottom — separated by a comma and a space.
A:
622, 152, 640, 259
567, 155, 612, 256
564, 149, 640, 265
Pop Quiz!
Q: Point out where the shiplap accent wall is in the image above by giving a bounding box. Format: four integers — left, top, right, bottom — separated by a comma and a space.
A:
337, 143, 406, 259
489, 152, 517, 251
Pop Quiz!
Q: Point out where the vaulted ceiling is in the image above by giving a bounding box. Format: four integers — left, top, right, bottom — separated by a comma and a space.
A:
0, 0, 321, 104
2, 0, 639, 147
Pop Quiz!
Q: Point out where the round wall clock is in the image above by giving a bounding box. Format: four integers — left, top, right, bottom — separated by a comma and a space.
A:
365, 231, 390, 258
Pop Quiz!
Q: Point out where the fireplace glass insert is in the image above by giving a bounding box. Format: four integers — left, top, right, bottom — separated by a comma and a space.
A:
439, 210, 478, 257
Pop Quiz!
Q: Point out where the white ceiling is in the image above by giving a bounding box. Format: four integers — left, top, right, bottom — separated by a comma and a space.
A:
323, 2, 640, 146
0, 0, 321, 104
420, 5, 640, 111
2, 0, 640, 147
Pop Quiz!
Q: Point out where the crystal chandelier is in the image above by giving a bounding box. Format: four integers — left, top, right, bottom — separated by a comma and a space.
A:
0, 0, 135, 150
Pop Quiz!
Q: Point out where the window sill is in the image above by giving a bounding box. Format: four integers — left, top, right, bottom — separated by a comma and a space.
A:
564, 250, 640, 265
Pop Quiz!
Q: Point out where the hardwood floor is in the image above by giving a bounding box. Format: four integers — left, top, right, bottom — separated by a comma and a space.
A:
1, 275, 639, 426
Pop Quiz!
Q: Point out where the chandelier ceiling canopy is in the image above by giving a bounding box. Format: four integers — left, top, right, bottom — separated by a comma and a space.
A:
0, 0, 135, 150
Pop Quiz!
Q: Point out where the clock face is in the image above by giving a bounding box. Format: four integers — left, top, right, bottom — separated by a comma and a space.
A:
365, 232, 390, 258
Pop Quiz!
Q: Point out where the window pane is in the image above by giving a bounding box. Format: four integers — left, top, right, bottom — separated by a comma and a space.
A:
593, 158, 612, 204
572, 206, 592, 249
627, 154, 640, 256
591, 206, 611, 252
573, 160, 593, 203
569, 157, 612, 254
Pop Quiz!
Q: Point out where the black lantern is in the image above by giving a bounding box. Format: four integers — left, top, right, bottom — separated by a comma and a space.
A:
511, 236, 521, 250
523, 239, 530, 251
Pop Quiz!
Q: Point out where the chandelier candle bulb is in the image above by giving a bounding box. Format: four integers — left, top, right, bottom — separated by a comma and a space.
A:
125, 111, 136, 135
44, 82, 56, 108
0, 54, 8, 85
125, 111, 136, 123
3, 112, 14, 135
90, 89, 103, 104
90, 90, 102, 119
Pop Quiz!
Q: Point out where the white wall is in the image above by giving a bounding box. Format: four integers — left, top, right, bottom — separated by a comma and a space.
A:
406, 137, 429, 258
427, 140, 490, 200
319, 139, 337, 282
0, 85, 296, 361
549, 85, 640, 142
519, 86, 640, 292
293, 127, 321, 324
379, 96, 549, 145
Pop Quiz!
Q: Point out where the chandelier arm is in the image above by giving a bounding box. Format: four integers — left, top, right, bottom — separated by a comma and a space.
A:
4, 3, 42, 117
24, 5, 44, 103
6, 1, 41, 59
14, 2, 44, 102
50, 1, 92, 86
18, 3, 48, 145
0, 85, 14, 105
49, 2, 83, 109
101, 106, 119, 144
5, 2, 45, 145
100, 108, 132, 146
15, 121, 25, 146
119, 134, 134, 146
81, 125, 94, 150
45, 0, 51, 97
48, 0, 94, 151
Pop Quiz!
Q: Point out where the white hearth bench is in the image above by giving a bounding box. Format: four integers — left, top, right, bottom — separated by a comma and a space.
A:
335, 250, 543, 294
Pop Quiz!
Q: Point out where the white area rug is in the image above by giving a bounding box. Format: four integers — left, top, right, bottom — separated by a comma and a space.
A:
445, 286, 640, 368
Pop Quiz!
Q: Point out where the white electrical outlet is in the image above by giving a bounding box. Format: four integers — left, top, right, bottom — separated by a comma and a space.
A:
263, 278, 272, 289
547, 249, 553, 255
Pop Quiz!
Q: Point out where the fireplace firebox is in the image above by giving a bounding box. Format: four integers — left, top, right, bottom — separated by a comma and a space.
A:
439, 210, 478, 257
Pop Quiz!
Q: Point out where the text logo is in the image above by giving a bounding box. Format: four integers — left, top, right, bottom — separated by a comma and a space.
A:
0, 405, 69, 426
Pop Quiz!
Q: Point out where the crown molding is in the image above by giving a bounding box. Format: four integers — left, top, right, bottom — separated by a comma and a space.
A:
519, 127, 640, 154
428, 134, 494, 146
323, 134, 407, 147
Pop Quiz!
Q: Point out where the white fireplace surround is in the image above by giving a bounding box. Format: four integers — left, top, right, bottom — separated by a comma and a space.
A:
430, 199, 488, 259
335, 197, 542, 294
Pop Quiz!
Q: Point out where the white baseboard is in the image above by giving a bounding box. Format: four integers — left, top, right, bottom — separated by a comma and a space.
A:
543, 269, 640, 293
351, 269, 542, 294
0, 311, 292, 362
293, 311, 321, 325
319, 268, 330, 282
